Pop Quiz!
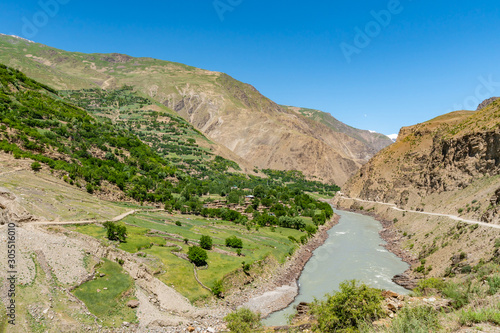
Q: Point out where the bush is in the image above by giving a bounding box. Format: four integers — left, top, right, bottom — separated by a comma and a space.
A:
459, 307, 500, 326
242, 261, 251, 274
311, 280, 384, 332
442, 280, 478, 309
200, 235, 213, 250
188, 246, 208, 267
224, 308, 261, 333
31, 161, 42, 172
487, 275, 500, 295
175, 221, 181, 226
225, 236, 243, 248
387, 306, 440, 333
414, 277, 445, 295
103, 222, 127, 243
212, 279, 224, 298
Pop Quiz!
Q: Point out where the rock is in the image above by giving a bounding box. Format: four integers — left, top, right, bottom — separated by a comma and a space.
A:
126, 300, 140, 308
100, 273, 105, 277
381, 290, 399, 298
207, 328, 215, 333
187, 326, 195, 332
392, 274, 418, 289
123, 321, 129, 327
477, 97, 499, 111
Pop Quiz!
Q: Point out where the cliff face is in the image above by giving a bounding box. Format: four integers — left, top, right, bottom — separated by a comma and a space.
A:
345, 102, 500, 223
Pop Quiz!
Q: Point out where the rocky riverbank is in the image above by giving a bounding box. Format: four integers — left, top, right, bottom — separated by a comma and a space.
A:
235, 214, 340, 317
329, 197, 419, 290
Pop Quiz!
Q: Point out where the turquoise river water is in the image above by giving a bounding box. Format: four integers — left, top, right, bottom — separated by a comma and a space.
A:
262, 209, 410, 326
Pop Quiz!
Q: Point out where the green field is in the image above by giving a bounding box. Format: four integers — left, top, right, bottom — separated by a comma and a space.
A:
67, 211, 309, 302
72, 259, 137, 327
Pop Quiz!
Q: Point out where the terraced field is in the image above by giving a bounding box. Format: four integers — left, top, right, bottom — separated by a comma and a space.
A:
65, 211, 313, 302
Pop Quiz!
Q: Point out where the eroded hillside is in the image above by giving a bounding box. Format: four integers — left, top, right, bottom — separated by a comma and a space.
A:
0, 34, 392, 185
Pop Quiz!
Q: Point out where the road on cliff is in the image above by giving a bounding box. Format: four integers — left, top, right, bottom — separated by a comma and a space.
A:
338, 195, 500, 230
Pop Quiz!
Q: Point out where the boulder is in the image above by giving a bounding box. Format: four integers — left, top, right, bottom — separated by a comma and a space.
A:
126, 300, 140, 308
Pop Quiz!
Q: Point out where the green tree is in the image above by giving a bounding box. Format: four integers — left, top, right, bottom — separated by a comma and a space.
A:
225, 236, 243, 248
188, 246, 208, 267
227, 191, 240, 204
310, 280, 384, 332
200, 235, 213, 250
103, 222, 127, 243
224, 308, 261, 333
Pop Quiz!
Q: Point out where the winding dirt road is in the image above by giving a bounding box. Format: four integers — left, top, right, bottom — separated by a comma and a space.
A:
27, 208, 164, 226
338, 194, 500, 230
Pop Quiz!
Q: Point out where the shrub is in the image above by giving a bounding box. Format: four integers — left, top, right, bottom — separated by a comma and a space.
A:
212, 280, 224, 298
224, 308, 261, 333
175, 221, 181, 226
188, 246, 208, 267
242, 261, 251, 274
414, 277, 445, 295
225, 236, 243, 248
387, 306, 440, 333
31, 161, 42, 172
200, 235, 213, 250
310, 280, 384, 332
487, 275, 500, 295
442, 280, 478, 309
459, 307, 500, 326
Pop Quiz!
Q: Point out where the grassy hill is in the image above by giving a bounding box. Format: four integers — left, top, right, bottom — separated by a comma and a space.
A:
0, 34, 392, 185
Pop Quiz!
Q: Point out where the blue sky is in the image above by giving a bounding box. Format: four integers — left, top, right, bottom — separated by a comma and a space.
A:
2, 0, 500, 135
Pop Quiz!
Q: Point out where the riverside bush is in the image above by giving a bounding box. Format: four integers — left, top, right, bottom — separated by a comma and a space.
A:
387, 306, 440, 333
311, 280, 384, 332
224, 308, 261, 333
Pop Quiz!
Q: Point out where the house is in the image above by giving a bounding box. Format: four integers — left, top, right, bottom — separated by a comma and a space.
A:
245, 195, 255, 202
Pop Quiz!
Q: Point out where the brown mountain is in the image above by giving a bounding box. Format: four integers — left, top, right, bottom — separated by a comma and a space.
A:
0, 34, 392, 185
345, 101, 500, 223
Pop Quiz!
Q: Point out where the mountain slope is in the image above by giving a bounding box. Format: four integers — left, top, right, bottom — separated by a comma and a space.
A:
344, 105, 500, 223
0, 34, 392, 185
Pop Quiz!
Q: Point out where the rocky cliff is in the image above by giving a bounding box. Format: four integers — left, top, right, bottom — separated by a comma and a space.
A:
345, 101, 500, 223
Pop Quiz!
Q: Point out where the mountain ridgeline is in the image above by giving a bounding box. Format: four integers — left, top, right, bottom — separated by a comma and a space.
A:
0, 34, 392, 185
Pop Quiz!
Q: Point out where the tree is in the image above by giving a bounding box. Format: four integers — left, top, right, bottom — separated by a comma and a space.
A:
227, 191, 240, 204
200, 235, 213, 250
310, 280, 384, 332
103, 222, 127, 243
31, 161, 42, 172
224, 308, 261, 333
188, 246, 208, 267
225, 236, 243, 248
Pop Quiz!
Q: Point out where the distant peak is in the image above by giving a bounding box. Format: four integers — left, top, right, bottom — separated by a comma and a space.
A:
386, 134, 398, 142
0, 33, 35, 43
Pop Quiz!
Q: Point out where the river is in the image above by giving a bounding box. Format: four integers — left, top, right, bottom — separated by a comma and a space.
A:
262, 209, 410, 326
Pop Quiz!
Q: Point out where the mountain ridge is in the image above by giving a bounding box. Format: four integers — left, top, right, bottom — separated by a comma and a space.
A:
0, 34, 392, 185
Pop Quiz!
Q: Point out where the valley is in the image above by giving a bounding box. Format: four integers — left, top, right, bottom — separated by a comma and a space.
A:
0, 33, 500, 333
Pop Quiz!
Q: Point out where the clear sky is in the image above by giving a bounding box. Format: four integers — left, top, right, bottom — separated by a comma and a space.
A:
2, 0, 500, 135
